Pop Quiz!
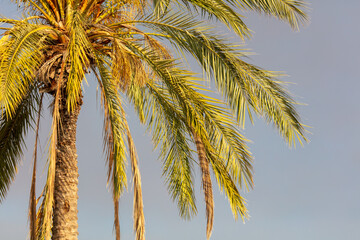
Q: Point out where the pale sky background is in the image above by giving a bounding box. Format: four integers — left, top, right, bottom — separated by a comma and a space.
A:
1, 1, 360, 240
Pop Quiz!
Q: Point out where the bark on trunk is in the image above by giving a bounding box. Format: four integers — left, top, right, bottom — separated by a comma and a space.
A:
52, 97, 82, 240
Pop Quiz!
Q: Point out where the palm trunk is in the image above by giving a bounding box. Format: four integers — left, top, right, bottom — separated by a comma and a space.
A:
52, 97, 82, 240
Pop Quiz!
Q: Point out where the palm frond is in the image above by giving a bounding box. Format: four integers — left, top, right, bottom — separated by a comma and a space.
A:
235, 0, 309, 29
127, 79, 197, 219
126, 43, 253, 222
151, 0, 250, 39
124, 117, 145, 240
206, 148, 248, 221
13, 0, 59, 27
36, 58, 65, 240
0, 87, 39, 202
92, 57, 128, 240
0, 23, 52, 118
65, 9, 90, 112
139, 17, 306, 145
29, 93, 43, 240
196, 92, 254, 190
193, 132, 213, 240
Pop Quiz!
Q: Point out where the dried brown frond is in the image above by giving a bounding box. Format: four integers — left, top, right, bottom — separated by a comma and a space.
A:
36, 54, 67, 240
144, 35, 171, 60
28, 93, 43, 240
194, 132, 214, 240
110, 39, 148, 91
125, 121, 145, 240
114, 199, 121, 240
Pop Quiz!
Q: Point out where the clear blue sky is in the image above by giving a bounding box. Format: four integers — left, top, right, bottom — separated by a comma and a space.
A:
1, 1, 359, 239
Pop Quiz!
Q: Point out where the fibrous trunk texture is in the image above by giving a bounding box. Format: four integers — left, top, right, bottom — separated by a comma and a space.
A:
52, 97, 82, 240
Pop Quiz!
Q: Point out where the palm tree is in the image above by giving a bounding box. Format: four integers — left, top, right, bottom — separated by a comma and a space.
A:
0, 0, 308, 240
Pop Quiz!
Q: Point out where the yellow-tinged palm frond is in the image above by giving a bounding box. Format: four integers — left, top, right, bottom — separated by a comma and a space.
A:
95, 57, 128, 200
65, 9, 91, 112
152, 0, 251, 39
0, 22, 54, 118
133, 13, 306, 146
109, 38, 148, 91
207, 148, 249, 221
124, 43, 251, 225
1, 1, 309, 240
152, 0, 308, 33
235, 0, 309, 29
93, 0, 146, 24
127, 77, 198, 219
94, 54, 146, 240
12, 0, 60, 27
150, 75, 250, 221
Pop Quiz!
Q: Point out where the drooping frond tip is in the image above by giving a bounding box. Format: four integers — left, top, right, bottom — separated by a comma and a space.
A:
193, 132, 214, 240
29, 93, 43, 240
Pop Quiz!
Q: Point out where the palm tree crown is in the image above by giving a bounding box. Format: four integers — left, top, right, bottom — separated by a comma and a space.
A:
0, 0, 308, 240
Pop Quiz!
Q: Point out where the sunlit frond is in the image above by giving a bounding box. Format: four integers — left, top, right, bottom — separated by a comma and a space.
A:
0, 23, 52, 118
152, 0, 250, 39
207, 148, 248, 221
127, 79, 198, 219
95, 58, 128, 198
65, 9, 90, 112
138, 16, 306, 145
12, 0, 59, 27
1, 1, 309, 240
235, 0, 309, 29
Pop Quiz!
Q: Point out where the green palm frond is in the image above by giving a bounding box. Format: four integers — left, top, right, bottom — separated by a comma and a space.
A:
127, 72, 198, 219
125, 42, 251, 224
95, 54, 146, 240
95, 57, 128, 200
236, 0, 309, 29
1, 1, 309, 240
198, 94, 254, 189
152, 0, 250, 39
152, 0, 308, 31
0, 87, 39, 202
137, 16, 306, 145
207, 148, 248, 221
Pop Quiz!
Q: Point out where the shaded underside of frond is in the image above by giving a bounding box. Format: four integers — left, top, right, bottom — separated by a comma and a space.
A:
0, 88, 39, 202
